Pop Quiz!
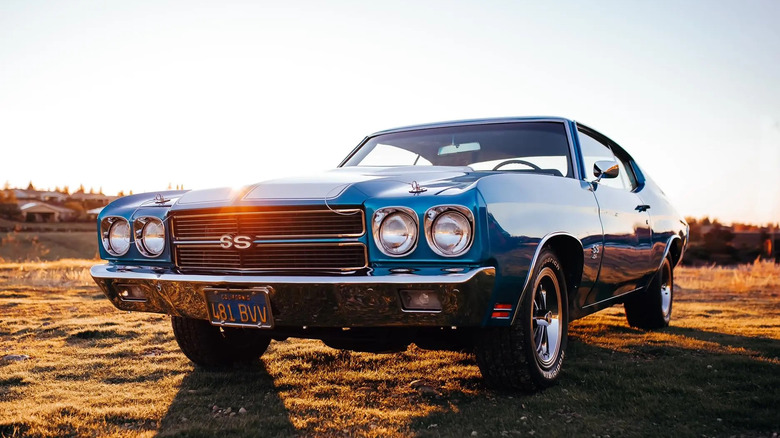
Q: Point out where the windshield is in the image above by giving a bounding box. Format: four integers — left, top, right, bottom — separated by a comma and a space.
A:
341, 122, 573, 177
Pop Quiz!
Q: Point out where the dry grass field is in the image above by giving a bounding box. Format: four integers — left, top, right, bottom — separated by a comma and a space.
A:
0, 259, 778, 437
0, 231, 97, 262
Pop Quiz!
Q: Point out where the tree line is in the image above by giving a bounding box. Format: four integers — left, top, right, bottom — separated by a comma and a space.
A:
684, 217, 778, 265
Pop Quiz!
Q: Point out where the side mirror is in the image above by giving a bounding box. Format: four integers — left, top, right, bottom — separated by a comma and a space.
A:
593, 160, 619, 183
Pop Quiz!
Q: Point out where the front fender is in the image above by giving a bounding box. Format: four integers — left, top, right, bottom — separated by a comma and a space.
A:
476, 174, 603, 325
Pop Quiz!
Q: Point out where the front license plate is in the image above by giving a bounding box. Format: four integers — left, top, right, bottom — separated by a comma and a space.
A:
205, 288, 274, 329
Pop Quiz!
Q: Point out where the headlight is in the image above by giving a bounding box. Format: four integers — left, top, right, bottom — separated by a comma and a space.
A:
101, 217, 131, 256
135, 217, 165, 257
373, 207, 418, 257
425, 206, 474, 257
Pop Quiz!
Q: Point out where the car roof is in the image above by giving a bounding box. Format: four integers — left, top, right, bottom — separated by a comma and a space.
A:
369, 116, 575, 136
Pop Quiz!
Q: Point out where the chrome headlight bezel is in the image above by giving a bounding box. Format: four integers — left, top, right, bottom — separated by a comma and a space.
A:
424, 205, 475, 257
100, 216, 131, 256
134, 216, 166, 257
372, 207, 419, 257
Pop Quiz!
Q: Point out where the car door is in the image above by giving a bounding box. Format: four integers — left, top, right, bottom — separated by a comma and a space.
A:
578, 129, 653, 306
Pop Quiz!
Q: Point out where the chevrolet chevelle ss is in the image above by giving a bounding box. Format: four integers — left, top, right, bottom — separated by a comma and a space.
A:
91, 117, 688, 391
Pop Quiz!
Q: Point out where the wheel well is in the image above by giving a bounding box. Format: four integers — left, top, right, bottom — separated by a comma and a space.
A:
669, 237, 683, 267
544, 235, 584, 304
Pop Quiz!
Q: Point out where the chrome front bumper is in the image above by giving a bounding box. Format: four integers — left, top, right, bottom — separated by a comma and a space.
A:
90, 264, 496, 328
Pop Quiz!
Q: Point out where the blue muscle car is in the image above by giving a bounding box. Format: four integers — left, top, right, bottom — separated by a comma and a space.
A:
91, 117, 688, 391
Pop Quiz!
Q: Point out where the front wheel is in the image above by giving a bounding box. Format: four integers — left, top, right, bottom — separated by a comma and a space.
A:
624, 256, 673, 329
171, 316, 271, 368
475, 249, 568, 391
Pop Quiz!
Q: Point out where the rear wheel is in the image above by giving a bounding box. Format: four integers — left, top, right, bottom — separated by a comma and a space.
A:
171, 316, 271, 368
624, 256, 673, 329
475, 249, 568, 391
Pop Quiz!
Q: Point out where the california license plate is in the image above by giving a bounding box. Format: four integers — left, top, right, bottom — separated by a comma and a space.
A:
205, 288, 273, 329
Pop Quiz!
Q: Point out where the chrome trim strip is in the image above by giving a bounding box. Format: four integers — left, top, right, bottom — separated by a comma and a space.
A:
173, 240, 230, 246
173, 238, 363, 246
399, 308, 443, 314
562, 120, 580, 180
174, 233, 366, 241
91, 264, 495, 285
175, 242, 365, 250
172, 208, 363, 219
581, 286, 642, 308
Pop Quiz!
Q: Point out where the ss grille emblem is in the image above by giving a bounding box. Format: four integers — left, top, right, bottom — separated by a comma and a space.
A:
220, 234, 253, 250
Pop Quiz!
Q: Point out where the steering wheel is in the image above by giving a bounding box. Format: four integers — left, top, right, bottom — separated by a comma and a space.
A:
492, 159, 542, 171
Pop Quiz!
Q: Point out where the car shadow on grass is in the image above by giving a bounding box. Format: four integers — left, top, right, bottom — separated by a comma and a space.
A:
152, 323, 779, 438
664, 325, 780, 358
411, 323, 780, 437
155, 361, 296, 438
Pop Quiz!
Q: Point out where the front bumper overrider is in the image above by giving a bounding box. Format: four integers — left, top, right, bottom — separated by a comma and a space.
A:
90, 264, 497, 328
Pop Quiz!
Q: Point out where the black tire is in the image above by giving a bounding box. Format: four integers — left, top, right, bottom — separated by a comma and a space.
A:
625, 256, 673, 329
171, 316, 271, 368
475, 249, 569, 391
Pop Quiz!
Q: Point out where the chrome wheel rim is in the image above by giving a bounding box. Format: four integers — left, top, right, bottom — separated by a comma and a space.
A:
531, 267, 562, 369
660, 261, 672, 317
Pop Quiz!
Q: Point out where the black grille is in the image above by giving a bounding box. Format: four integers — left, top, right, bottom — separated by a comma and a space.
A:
170, 208, 367, 273
171, 209, 364, 240
174, 243, 367, 272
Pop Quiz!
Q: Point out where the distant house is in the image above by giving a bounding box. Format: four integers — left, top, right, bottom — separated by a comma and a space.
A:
11, 189, 41, 202
39, 191, 68, 203
69, 192, 115, 207
19, 202, 77, 223
4, 189, 116, 206
8, 189, 68, 203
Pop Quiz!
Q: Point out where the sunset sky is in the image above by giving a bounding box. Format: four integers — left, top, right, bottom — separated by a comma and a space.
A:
1, 0, 778, 224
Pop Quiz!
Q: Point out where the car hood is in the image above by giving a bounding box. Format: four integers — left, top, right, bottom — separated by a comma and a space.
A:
169, 166, 484, 211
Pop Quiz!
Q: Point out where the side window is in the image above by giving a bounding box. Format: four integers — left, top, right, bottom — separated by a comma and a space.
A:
577, 131, 625, 190
611, 148, 637, 191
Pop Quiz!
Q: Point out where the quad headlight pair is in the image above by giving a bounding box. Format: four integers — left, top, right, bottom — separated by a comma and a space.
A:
100, 216, 165, 257
372, 206, 474, 257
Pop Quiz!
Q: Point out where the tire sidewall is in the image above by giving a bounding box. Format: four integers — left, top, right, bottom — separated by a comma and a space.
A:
519, 251, 568, 385
660, 257, 673, 324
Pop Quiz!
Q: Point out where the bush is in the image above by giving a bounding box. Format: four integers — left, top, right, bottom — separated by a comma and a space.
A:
0, 203, 21, 220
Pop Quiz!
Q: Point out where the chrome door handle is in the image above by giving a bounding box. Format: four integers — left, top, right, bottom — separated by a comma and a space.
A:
635, 204, 651, 212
